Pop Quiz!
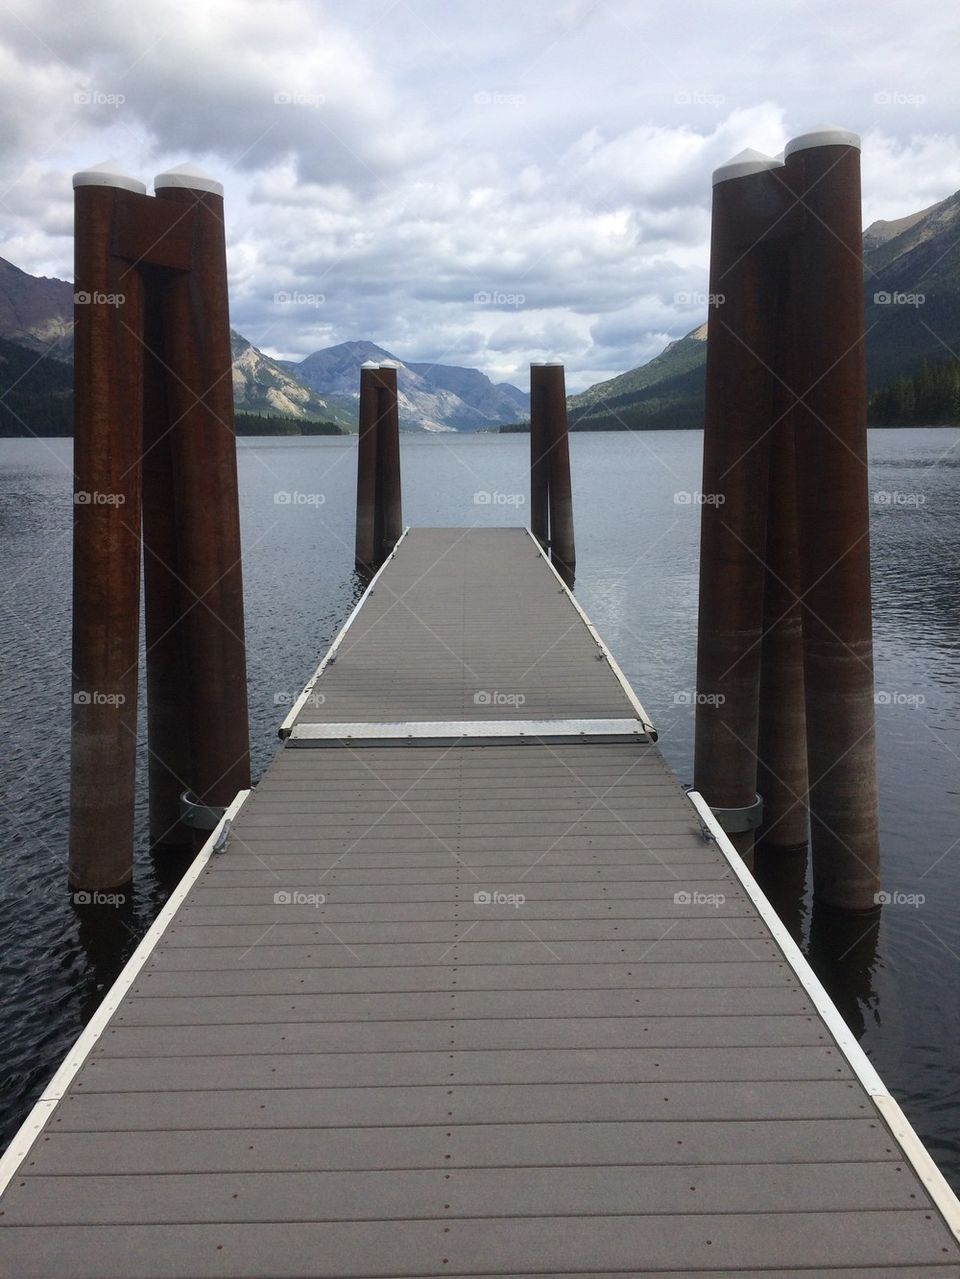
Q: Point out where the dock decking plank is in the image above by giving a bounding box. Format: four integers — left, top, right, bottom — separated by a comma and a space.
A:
2, 1212, 957, 1278
24, 1117, 903, 1177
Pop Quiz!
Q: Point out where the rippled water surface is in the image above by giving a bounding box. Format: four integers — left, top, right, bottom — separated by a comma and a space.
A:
1, 429, 958, 1186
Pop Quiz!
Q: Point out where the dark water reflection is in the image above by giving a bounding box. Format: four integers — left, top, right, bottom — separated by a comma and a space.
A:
1, 429, 958, 1187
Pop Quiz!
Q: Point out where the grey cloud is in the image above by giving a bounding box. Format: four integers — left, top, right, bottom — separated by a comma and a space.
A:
0, 0, 957, 391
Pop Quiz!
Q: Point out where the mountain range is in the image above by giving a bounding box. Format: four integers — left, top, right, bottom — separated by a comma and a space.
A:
0, 258, 528, 434
1, 183, 957, 436
567, 323, 708, 431
229, 333, 355, 427
565, 187, 960, 430
0, 257, 74, 362
282, 341, 528, 432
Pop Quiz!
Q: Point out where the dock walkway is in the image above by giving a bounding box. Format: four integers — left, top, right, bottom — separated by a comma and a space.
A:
2, 527, 958, 1277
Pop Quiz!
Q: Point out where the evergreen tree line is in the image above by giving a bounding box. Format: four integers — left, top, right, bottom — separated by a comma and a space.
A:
868, 357, 960, 425
234, 411, 344, 436
0, 389, 73, 436
0, 403, 345, 438
0, 337, 347, 438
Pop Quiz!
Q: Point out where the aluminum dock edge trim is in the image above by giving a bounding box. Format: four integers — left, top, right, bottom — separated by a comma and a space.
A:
0, 788, 252, 1198
687, 787, 960, 1245
286, 717, 651, 747
277, 527, 411, 738
525, 527, 657, 740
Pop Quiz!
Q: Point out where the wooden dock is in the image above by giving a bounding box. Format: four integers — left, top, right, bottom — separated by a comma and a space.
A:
2, 526, 959, 1277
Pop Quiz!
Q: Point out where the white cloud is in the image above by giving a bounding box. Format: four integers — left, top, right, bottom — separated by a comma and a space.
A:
0, 0, 957, 391
862, 131, 960, 223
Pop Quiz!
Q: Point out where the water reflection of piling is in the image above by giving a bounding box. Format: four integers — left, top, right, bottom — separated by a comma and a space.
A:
808, 898, 881, 1039
71, 889, 139, 1017
753, 844, 809, 943
752, 850, 880, 1039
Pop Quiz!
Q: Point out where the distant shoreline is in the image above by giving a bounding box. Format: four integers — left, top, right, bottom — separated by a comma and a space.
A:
498, 421, 960, 433
4, 421, 959, 441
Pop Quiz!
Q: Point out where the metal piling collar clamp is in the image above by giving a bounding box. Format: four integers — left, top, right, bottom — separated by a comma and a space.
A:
179, 790, 228, 832
710, 793, 764, 834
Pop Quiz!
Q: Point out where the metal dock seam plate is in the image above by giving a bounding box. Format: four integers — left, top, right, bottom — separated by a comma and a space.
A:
287, 717, 651, 746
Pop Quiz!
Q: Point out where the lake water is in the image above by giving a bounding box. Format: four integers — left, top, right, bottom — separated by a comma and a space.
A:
1, 428, 958, 1188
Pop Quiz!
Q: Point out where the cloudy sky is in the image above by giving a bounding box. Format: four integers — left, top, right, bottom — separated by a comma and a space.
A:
0, 0, 956, 392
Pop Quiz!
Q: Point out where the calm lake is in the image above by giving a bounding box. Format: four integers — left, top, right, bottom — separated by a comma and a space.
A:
1, 428, 958, 1187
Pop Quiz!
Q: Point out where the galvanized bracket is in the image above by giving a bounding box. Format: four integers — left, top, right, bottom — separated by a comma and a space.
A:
710, 793, 763, 834
212, 819, 233, 852
179, 790, 227, 831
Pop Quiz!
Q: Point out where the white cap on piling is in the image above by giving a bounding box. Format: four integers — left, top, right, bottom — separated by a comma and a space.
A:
360, 360, 380, 369
544, 359, 564, 366
785, 125, 860, 157
154, 163, 224, 197
379, 359, 399, 369
72, 162, 146, 195
712, 148, 784, 187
